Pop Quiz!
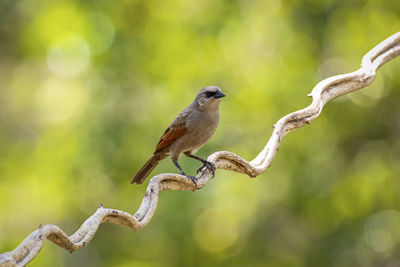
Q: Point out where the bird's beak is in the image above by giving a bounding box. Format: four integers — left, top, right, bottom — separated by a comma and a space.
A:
214, 90, 226, 98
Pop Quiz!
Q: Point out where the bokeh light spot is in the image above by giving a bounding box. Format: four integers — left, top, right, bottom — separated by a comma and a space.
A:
35, 77, 88, 125
85, 12, 115, 55
47, 35, 91, 78
364, 210, 400, 253
194, 208, 239, 253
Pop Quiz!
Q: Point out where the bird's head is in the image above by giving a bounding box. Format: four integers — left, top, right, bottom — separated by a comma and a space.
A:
195, 86, 225, 110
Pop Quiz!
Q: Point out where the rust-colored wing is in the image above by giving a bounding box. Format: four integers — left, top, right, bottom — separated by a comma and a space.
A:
154, 106, 191, 153
155, 126, 187, 152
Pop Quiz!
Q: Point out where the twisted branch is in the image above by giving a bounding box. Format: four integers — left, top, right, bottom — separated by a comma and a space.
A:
1, 32, 400, 267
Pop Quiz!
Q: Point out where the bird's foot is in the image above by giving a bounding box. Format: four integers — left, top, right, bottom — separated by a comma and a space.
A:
197, 161, 216, 178
186, 175, 197, 185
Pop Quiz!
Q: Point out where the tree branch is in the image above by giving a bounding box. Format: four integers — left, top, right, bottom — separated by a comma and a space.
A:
1, 32, 400, 267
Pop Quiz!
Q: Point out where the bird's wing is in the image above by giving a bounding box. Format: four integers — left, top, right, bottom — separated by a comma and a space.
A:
154, 127, 187, 152
154, 110, 189, 152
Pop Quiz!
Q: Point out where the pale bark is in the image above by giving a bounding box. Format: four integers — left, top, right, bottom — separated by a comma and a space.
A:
1, 32, 400, 267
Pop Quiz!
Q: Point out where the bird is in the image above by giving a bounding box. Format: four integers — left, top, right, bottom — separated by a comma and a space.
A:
130, 86, 225, 185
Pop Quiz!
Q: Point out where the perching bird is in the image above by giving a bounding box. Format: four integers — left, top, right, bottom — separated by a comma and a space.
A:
130, 86, 225, 185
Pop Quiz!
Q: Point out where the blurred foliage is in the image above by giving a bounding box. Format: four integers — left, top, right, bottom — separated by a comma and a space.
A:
1, 0, 400, 266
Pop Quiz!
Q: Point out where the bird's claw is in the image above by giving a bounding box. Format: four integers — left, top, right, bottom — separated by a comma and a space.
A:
197, 161, 216, 178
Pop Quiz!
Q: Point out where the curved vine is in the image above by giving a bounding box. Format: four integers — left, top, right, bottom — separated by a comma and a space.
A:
1, 32, 400, 267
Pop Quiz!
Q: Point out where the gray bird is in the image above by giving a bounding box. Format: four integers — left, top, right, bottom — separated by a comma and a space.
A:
130, 86, 225, 185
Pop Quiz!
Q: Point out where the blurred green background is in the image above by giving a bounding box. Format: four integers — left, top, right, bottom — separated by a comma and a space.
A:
1, 0, 400, 266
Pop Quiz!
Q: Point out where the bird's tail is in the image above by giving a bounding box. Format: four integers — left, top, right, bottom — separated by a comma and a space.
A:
130, 153, 166, 184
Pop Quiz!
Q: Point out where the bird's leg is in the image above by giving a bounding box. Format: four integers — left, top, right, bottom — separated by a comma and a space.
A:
184, 153, 216, 178
173, 160, 197, 185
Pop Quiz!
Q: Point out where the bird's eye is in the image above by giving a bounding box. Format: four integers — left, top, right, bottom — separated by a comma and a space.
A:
205, 91, 216, 98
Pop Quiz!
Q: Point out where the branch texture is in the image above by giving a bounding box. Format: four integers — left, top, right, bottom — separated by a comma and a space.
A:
1, 32, 400, 267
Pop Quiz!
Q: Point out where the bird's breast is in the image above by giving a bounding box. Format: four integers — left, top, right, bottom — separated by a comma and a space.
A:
171, 110, 219, 153
187, 110, 219, 134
